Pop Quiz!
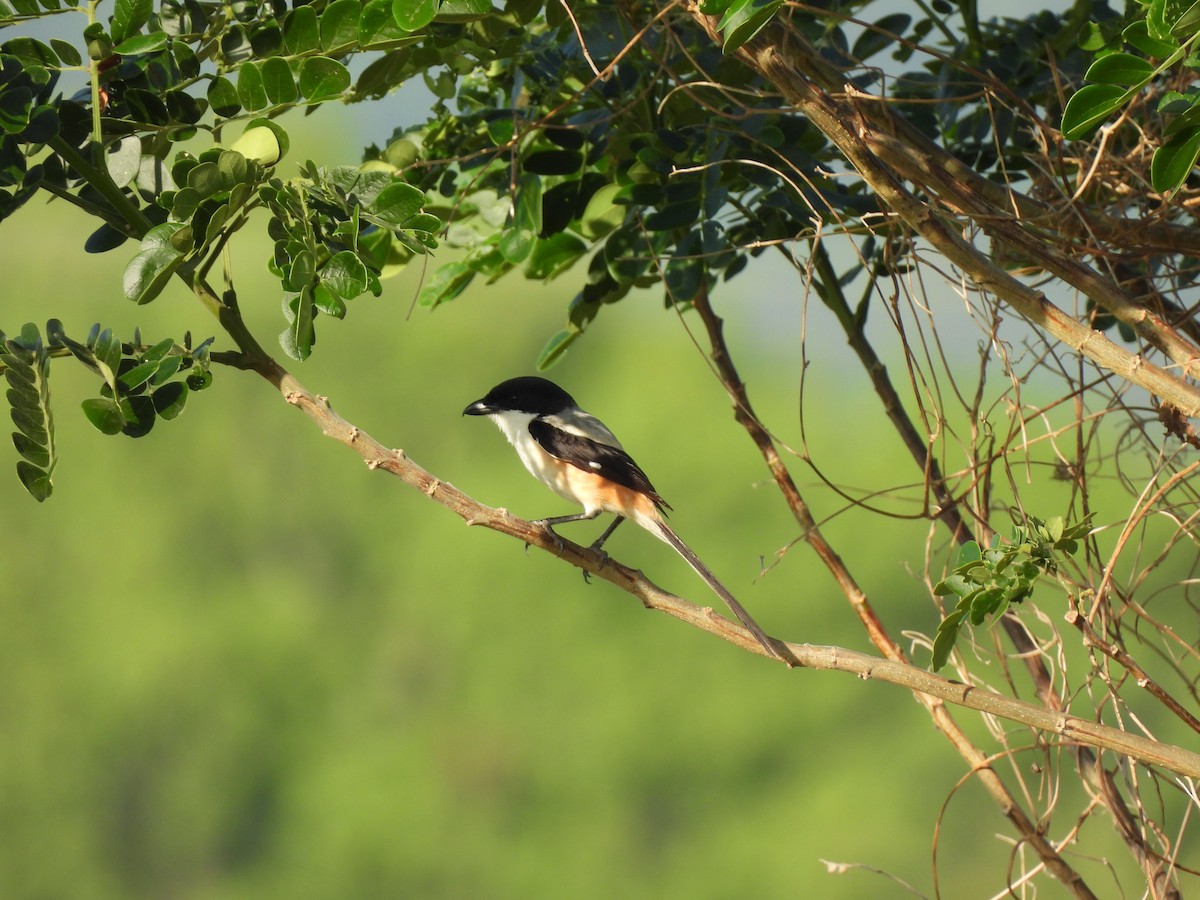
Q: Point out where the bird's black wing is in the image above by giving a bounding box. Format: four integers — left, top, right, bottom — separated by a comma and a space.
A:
528, 419, 671, 512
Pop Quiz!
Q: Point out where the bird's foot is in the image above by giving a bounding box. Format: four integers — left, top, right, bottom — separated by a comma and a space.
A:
532, 519, 567, 556
581, 542, 610, 584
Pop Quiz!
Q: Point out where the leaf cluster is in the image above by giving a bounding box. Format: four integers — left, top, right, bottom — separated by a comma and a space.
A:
931, 514, 1096, 670
0, 320, 213, 499
1063, 0, 1200, 193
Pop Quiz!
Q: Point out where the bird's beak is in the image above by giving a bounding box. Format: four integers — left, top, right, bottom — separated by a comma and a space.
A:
463, 399, 490, 417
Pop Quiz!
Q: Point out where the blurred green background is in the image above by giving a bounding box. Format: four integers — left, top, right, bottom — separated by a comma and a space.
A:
1, 110, 1181, 898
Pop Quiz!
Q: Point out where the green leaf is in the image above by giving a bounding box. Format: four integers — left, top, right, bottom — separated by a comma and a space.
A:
151, 381, 187, 420
931, 608, 966, 670
321, 250, 369, 299
718, 0, 784, 52
1151, 126, 1200, 193
419, 260, 473, 307
2, 326, 55, 501
435, 0, 491, 20
284, 5, 320, 53
113, 30, 169, 55
80, 396, 123, 434
123, 225, 185, 304
237, 62, 269, 112
852, 13, 910, 61
299, 57, 351, 101
393, 0, 436, 31
536, 327, 580, 369
118, 357, 159, 391
1083, 52, 1155, 86
286, 248, 317, 291
523, 149, 582, 175
1061, 84, 1128, 140
1123, 19, 1179, 57
361, 0, 410, 46
526, 232, 586, 279
111, 0, 152, 43
106, 136, 141, 188
580, 183, 624, 239
320, 0, 362, 49
957, 540, 981, 564
207, 76, 241, 118
280, 285, 316, 361
50, 38, 82, 66
260, 56, 297, 106
15, 461, 52, 500
499, 173, 541, 264
370, 180, 425, 225
119, 394, 155, 437
1172, 0, 1200, 36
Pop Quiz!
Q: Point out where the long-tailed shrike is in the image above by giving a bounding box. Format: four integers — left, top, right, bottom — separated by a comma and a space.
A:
463, 376, 780, 660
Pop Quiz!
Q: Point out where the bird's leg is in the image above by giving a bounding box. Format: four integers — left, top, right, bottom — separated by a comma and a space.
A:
580, 517, 625, 582
531, 510, 601, 557
589, 516, 625, 553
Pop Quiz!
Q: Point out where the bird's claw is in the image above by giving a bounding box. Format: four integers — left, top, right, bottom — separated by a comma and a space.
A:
581, 542, 611, 584
533, 519, 566, 556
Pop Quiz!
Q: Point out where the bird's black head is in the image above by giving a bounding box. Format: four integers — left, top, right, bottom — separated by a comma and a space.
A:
463, 376, 577, 417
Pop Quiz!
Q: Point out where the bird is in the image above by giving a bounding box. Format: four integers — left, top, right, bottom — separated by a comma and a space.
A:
463, 375, 782, 660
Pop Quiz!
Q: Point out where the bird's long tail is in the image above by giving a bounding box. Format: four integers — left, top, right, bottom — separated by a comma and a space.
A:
646, 518, 782, 661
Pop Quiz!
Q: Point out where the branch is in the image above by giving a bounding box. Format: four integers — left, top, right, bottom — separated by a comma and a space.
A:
688, 286, 1098, 898
681, 6, 1200, 419
249, 364, 1200, 783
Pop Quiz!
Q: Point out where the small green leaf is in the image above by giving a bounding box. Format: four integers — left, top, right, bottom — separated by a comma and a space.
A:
237, 62, 269, 112
321, 250, 369, 299
393, 0, 436, 30
852, 13, 910, 61
523, 149, 582, 175
419, 261, 473, 307
111, 0, 152, 43
284, 5, 320, 53
1172, 0, 1200, 35
500, 174, 541, 263
151, 381, 187, 420
119, 395, 155, 438
123, 244, 183, 304
1123, 19, 1179, 57
718, 0, 784, 52
1151, 126, 1200, 193
260, 56, 296, 106
50, 38, 82, 66
1083, 52, 1155, 86
207, 76, 241, 118
16, 461, 52, 501
320, 0, 362, 49
526, 232, 587, 280
280, 285, 316, 361
299, 57, 351, 101
957, 540, 981, 564
580, 183, 624, 239
1061, 83, 1128, 140
369, 180, 425, 225
287, 249, 317, 291
113, 30, 169, 54
931, 608, 967, 670
435, 0, 491, 20
536, 327, 580, 370
1, 327, 55, 501
118, 358, 159, 391
81, 396, 125, 434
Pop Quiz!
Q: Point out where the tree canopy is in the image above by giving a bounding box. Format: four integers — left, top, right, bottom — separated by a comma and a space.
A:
4, 0, 1200, 895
